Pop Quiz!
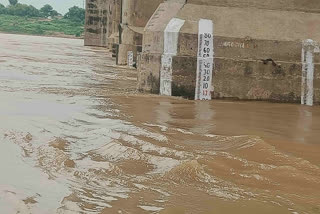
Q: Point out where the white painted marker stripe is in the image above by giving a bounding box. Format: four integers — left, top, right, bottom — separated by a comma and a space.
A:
198, 19, 214, 58
163, 18, 186, 55
301, 39, 317, 106
160, 18, 185, 96
306, 50, 314, 106
301, 45, 306, 105
195, 19, 214, 101
199, 19, 213, 35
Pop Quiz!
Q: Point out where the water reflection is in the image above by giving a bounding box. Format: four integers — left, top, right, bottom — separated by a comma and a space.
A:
193, 101, 215, 134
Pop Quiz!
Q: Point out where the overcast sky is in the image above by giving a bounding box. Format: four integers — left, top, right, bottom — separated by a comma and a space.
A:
0, 0, 84, 14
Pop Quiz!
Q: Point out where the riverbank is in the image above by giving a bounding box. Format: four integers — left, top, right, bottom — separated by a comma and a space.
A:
0, 14, 83, 38
0, 31, 83, 40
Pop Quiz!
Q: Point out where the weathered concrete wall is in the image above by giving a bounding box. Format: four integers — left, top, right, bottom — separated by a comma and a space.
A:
106, 0, 121, 49
85, 0, 108, 47
137, 1, 320, 104
138, 1, 185, 91
85, 0, 162, 64
85, 0, 320, 104
176, 5, 320, 41
84, 0, 121, 47
137, 53, 162, 93
188, 0, 320, 13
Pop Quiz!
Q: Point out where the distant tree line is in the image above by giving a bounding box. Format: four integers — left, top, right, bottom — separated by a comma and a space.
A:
0, 0, 85, 23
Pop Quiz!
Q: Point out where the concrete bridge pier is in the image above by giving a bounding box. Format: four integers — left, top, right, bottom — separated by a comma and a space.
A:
85, 0, 320, 104
116, 0, 163, 65
84, 0, 121, 48
137, 0, 320, 104
84, 0, 109, 47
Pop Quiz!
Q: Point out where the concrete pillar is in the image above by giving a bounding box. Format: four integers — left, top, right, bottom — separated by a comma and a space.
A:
121, 0, 134, 25
106, 0, 121, 49
117, 0, 163, 65
84, 0, 108, 47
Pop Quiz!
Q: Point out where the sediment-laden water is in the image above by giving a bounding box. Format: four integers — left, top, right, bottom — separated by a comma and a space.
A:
0, 33, 320, 214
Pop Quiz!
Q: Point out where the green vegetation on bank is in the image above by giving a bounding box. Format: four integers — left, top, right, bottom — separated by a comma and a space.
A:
0, 0, 85, 37
0, 14, 84, 37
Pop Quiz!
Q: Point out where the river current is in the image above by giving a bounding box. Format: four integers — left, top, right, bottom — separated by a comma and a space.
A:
0, 33, 320, 214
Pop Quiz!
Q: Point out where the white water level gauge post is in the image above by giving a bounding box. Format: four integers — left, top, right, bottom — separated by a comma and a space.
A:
195, 19, 214, 100
127, 51, 134, 67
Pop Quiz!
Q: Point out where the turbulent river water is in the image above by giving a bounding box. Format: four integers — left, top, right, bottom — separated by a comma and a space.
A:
0, 33, 320, 214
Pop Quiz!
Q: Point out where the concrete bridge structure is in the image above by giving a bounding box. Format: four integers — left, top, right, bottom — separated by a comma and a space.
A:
85, 0, 162, 63
85, 0, 320, 105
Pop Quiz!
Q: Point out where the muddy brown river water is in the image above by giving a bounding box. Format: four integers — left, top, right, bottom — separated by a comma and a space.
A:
0, 33, 320, 214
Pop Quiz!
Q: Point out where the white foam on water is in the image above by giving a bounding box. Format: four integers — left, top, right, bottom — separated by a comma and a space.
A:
239, 174, 265, 181
92, 140, 182, 174
93, 141, 143, 161
148, 156, 181, 174
175, 128, 194, 135
133, 183, 147, 190
76, 157, 118, 172
143, 123, 168, 132
154, 199, 167, 203
120, 125, 168, 142
208, 187, 242, 200
120, 134, 189, 159
138, 205, 164, 212
150, 188, 171, 197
